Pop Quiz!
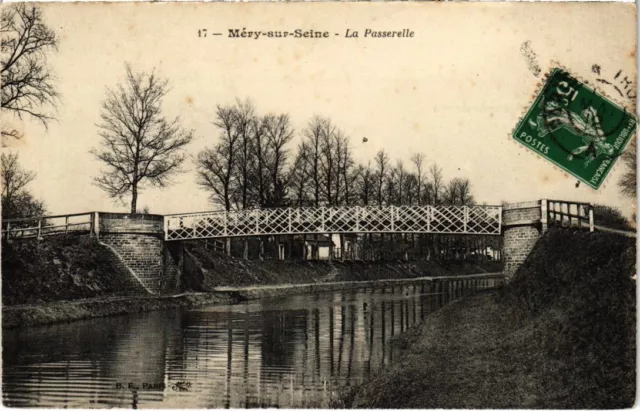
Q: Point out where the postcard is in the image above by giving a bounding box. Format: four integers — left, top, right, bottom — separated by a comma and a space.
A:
1, 2, 636, 409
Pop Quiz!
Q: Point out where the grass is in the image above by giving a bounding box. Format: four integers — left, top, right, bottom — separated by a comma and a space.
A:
2, 235, 147, 305
3, 292, 236, 329
332, 229, 636, 408
187, 243, 503, 289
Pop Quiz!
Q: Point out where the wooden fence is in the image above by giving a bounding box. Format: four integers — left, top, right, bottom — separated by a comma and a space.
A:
1, 212, 95, 241
544, 200, 594, 231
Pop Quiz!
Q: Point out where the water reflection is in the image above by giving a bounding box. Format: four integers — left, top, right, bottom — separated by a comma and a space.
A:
3, 277, 502, 408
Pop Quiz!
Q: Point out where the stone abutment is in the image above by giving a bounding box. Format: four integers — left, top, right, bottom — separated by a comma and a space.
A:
501, 200, 546, 278
98, 213, 182, 294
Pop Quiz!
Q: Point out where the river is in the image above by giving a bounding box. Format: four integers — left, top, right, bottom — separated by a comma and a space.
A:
3, 277, 501, 408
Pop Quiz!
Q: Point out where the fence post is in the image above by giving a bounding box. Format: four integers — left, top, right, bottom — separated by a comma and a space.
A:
37, 218, 43, 240
65, 216, 69, 235
540, 199, 548, 233
95, 212, 101, 240
288, 208, 292, 234
570, 203, 576, 228
589, 204, 595, 232
5, 221, 10, 243
578, 205, 582, 230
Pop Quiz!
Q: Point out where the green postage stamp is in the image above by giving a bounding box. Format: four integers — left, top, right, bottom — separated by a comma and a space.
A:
513, 68, 637, 189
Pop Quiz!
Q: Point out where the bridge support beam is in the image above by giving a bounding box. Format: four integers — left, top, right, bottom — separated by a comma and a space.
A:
502, 201, 544, 279
99, 213, 181, 294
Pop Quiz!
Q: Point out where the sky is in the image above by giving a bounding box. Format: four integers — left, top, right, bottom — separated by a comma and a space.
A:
4, 2, 637, 218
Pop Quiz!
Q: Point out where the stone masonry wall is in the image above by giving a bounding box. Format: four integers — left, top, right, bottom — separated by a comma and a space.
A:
100, 242, 152, 293
99, 213, 180, 294
503, 225, 541, 276
502, 201, 543, 278
98, 213, 164, 233
502, 201, 541, 226
101, 234, 166, 293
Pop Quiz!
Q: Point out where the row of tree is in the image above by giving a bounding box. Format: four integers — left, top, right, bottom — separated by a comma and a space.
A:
195, 99, 476, 213
87, 61, 477, 213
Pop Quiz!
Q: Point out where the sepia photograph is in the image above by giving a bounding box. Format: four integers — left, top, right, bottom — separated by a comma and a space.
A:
0, 2, 637, 408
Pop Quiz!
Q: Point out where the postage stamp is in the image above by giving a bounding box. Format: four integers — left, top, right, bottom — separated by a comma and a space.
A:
513, 68, 637, 189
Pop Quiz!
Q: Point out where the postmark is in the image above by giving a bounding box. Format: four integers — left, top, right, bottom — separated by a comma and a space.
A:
520, 41, 541, 77
513, 67, 637, 189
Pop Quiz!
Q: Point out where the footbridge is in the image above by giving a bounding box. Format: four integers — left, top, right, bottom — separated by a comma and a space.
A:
3, 200, 611, 294
163, 205, 503, 241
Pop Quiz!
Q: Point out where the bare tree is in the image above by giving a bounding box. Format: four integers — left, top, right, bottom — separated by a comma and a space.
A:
457, 178, 475, 205
618, 137, 636, 199
319, 119, 338, 205
1, 4, 59, 145
339, 136, 356, 206
197, 105, 240, 211
92, 64, 193, 213
429, 164, 444, 205
231, 99, 256, 210
404, 173, 418, 205
302, 116, 325, 207
289, 143, 311, 207
444, 177, 475, 205
411, 153, 425, 205
331, 132, 345, 205
356, 162, 374, 206
1, 152, 45, 219
251, 116, 269, 208
1, 152, 34, 203
393, 160, 406, 205
374, 149, 390, 206
263, 113, 294, 207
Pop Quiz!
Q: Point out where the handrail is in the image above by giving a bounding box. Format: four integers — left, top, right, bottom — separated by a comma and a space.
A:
546, 199, 592, 207
164, 204, 503, 241
545, 199, 593, 232
2, 212, 95, 240
164, 203, 506, 217
593, 225, 636, 238
1, 211, 94, 223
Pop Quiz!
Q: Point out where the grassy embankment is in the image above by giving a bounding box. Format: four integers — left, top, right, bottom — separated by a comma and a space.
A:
186, 244, 502, 289
2, 235, 147, 306
1, 236, 234, 328
333, 229, 636, 409
2, 236, 502, 328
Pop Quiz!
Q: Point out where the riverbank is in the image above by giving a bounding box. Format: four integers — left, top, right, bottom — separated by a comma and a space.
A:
2, 234, 503, 328
2, 235, 502, 306
186, 243, 502, 289
2, 235, 147, 305
216, 272, 504, 299
332, 229, 636, 408
3, 272, 504, 329
2, 292, 236, 329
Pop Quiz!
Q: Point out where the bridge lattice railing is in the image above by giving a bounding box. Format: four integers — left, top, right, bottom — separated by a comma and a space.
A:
164, 205, 502, 241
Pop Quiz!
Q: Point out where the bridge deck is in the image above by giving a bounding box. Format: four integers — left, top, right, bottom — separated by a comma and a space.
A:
164, 205, 502, 241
